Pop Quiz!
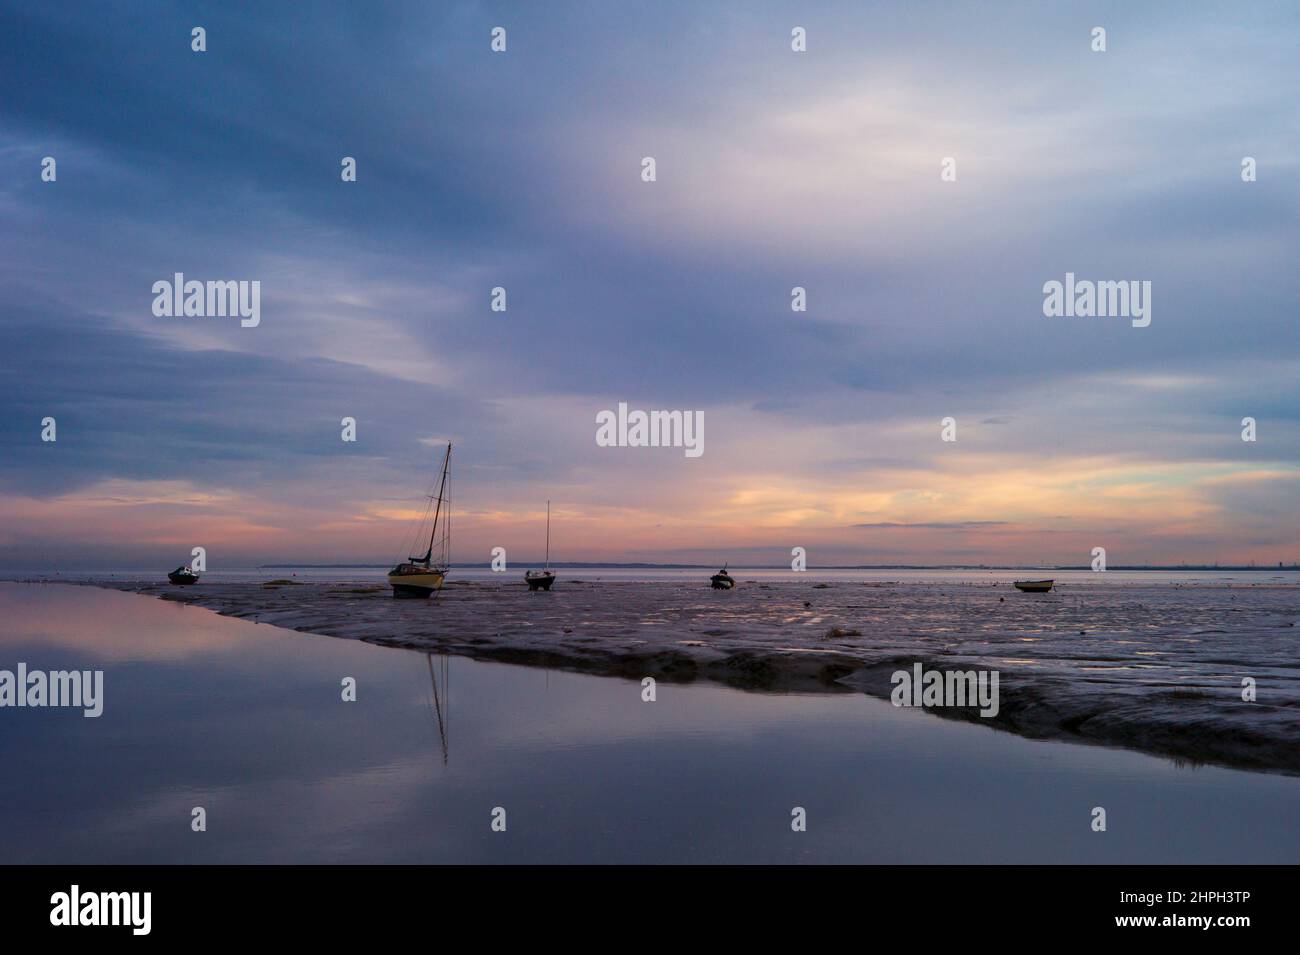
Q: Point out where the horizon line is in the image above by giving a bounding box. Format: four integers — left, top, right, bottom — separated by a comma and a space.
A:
252, 562, 1300, 572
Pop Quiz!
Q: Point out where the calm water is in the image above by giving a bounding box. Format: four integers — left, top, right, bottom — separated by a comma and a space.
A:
2, 581, 1298, 863
16, 565, 1300, 586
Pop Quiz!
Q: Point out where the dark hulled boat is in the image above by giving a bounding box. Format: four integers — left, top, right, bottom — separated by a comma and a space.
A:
710, 565, 735, 589
1013, 579, 1054, 593
525, 500, 556, 591
167, 565, 199, 585
524, 570, 555, 591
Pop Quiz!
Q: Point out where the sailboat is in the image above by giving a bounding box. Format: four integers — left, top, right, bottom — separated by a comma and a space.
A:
524, 500, 556, 591
388, 443, 452, 598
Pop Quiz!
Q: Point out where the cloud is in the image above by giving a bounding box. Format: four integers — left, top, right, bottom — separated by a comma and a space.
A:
2, 1, 1299, 567
851, 522, 1011, 530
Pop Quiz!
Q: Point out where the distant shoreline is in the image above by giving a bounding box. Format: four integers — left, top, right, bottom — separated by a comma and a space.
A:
257, 562, 1300, 572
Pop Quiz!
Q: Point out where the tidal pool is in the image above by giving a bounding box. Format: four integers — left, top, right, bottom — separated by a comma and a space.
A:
1, 582, 1297, 863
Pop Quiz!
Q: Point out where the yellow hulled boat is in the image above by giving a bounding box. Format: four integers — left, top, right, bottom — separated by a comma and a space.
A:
388, 563, 446, 597
388, 443, 452, 598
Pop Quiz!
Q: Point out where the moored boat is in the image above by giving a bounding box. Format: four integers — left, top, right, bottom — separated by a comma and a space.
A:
1013, 579, 1054, 593
524, 501, 556, 591
167, 565, 199, 585
710, 565, 735, 589
524, 569, 555, 591
388, 562, 446, 597
388, 443, 452, 598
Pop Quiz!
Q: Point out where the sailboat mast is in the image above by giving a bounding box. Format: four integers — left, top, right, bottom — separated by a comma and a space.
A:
425, 443, 451, 564
545, 500, 550, 570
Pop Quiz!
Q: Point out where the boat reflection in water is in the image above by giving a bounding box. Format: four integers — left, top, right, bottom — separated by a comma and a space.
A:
426, 652, 450, 765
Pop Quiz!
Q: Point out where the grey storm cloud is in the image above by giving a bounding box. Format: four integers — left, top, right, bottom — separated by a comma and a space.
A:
0, 296, 490, 497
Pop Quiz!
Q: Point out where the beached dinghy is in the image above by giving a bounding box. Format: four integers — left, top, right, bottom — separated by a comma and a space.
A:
1013, 579, 1054, 593
388, 443, 452, 598
167, 565, 199, 585
710, 565, 735, 589
524, 500, 556, 591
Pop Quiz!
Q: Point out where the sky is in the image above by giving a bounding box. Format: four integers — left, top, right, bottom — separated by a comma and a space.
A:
2, 1, 1299, 570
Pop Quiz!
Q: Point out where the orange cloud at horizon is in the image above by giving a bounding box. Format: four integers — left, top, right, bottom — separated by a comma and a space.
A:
2, 449, 1297, 569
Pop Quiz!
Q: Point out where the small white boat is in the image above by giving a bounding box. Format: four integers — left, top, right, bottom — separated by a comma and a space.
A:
1013, 579, 1054, 593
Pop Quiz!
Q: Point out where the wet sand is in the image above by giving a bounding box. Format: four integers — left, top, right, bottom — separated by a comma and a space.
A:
48, 576, 1300, 775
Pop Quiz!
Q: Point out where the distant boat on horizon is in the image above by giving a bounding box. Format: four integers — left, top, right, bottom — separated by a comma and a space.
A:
525, 501, 556, 591
388, 443, 452, 598
710, 564, 735, 589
